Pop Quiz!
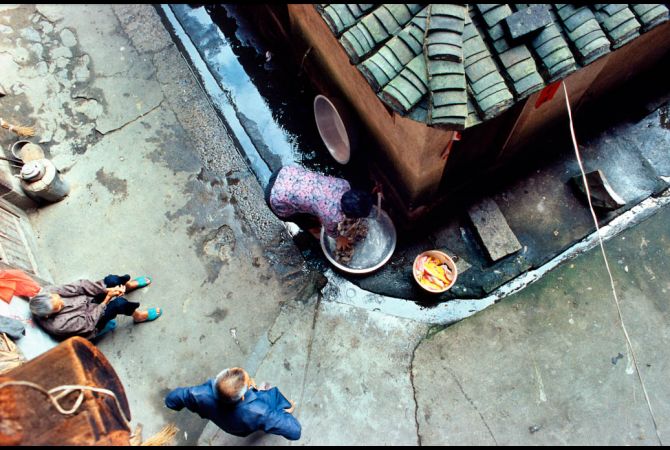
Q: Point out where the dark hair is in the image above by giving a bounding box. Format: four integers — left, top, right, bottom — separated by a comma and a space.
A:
341, 189, 374, 218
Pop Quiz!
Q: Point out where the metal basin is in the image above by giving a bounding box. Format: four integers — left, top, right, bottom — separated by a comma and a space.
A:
320, 206, 396, 274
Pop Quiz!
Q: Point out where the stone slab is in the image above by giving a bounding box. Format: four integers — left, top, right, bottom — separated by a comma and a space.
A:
468, 197, 522, 262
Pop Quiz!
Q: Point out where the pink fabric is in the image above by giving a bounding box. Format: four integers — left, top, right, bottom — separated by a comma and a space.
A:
269, 166, 350, 237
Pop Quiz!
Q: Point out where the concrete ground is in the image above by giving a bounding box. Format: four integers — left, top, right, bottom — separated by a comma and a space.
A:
1, 4, 670, 446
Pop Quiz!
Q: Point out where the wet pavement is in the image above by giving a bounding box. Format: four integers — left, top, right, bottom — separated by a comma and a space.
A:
2, 4, 670, 446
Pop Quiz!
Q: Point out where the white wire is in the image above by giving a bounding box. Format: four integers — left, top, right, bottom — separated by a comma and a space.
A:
562, 81, 662, 445
0, 380, 132, 432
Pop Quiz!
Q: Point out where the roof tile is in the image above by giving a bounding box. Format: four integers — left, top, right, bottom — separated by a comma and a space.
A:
631, 4, 669, 31
554, 5, 611, 65
593, 5, 640, 49
318, 4, 658, 129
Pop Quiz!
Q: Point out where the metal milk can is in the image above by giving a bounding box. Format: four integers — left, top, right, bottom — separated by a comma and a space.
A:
19, 158, 70, 203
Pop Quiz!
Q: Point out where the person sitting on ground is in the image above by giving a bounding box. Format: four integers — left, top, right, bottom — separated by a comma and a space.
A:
28, 274, 161, 341
265, 165, 374, 250
165, 367, 301, 441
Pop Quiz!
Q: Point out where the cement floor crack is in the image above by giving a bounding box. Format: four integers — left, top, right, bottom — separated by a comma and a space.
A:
95, 98, 165, 136
447, 367, 498, 445
297, 293, 322, 418
409, 337, 423, 446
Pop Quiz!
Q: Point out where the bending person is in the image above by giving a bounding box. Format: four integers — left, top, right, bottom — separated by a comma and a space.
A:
265, 165, 374, 250
165, 367, 301, 441
29, 274, 161, 340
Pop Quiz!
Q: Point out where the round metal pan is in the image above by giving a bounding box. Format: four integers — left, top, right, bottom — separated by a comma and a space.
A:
320, 206, 396, 274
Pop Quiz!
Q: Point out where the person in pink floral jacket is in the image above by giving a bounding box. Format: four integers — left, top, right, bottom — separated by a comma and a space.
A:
265, 165, 374, 249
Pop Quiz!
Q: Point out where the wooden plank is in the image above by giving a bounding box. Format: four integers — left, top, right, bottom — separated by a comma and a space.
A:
467, 197, 522, 262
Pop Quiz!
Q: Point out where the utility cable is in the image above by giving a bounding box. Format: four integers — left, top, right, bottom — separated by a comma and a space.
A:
562, 81, 663, 445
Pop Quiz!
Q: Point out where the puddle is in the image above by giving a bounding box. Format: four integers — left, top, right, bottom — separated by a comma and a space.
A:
162, 4, 350, 189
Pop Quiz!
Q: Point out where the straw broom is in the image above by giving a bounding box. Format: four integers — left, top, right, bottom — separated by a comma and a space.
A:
130, 423, 179, 446
0, 117, 35, 137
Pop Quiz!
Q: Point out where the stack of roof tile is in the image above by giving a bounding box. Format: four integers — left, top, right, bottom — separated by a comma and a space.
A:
320, 4, 376, 37
554, 4, 611, 65
462, 11, 514, 119
511, 5, 577, 82
340, 4, 424, 64
631, 4, 669, 31
593, 4, 641, 49
315, 4, 670, 130
475, 4, 545, 99
357, 7, 429, 92
425, 4, 468, 129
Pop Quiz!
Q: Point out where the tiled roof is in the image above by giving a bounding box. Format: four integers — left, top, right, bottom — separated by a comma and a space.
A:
317, 3, 669, 130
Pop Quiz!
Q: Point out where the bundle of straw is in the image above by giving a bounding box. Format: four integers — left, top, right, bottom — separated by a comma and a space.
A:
0, 117, 35, 137
131, 423, 178, 446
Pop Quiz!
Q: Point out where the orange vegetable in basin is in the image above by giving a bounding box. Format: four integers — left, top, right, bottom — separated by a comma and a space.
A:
413, 251, 458, 293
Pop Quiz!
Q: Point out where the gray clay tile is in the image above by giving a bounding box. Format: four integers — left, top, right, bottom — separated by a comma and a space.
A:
492, 38, 510, 54
535, 34, 565, 57
428, 59, 465, 75
505, 59, 537, 82
430, 73, 467, 90
427, 29, 463, 47
432, 3, 467, 20
427, 44, 463, 62
469, 71, 504, 94
477, 90, 514, 117
432, 91, 467, 108
359, 60, 391, 91
407, 98, 429, 122
432, 105, 468, 120
429, 16, 465, 33
479, 4, 513, 28
340, 4, 422, 63
464, 49, 491, 68
504, 4, 553, 41
498, 45, 532, 68
476, 4, 499, 15
373, 6, 401, 35
466, 59, 496, 83
401, 69, 427, 92
321, 3, 376, 36
475, 82, 511, 102
488, 23, 506, 40
465, 96, 482, 128
562, 8, 597, 32
512, 72, 544, 98
382, 75, 426, 111
363, 15, 390, 43
631, 4, 669, 31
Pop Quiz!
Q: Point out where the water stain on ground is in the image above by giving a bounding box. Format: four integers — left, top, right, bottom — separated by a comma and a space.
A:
207, 307, 228, 323
95, 168, 128, 201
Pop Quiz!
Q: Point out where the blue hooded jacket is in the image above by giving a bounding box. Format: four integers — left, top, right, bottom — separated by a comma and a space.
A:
165, 378, 301, 440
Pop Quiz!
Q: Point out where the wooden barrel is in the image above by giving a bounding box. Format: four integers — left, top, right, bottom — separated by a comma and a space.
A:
0, 336, 131, 445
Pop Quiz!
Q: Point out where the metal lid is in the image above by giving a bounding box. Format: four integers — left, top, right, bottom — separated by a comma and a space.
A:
20, 160, 46, 181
